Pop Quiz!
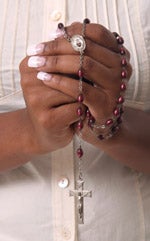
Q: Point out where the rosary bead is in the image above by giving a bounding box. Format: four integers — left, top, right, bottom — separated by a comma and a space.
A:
117, 95, 124, 104
117, 36, 124, 45
83, 18, 90, 24
121, 70, 127, 78
77, 147, 83, 158
117, 117, 122, 124
86, 109, 91, 118
98, 134, 105, 140
121, 58, 127, 67
113, 107, 120, 116
120, 82, 126, 91
111, 125, 120, 133
78, 94, 84, 103
106, 118, 113, 126
113, 32, 119, 38
78, 69, 84, 78
58, 22, 64, 29
120, 107, 124, 115
77, 107, 83, 116
120, 47, 126, 55
88, 116, 95, 127
77, 120, 83, 130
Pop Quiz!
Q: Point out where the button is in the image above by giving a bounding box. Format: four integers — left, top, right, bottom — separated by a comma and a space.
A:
62, 227, 71, 240
58, 177, 69, 189
50, 10, 62, 21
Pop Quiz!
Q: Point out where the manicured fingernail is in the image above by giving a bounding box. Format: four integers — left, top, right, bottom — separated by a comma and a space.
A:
28, 56, 46, 67
49, 29, 64, 40
37, 71, 52, 81
27, 43, 45, 56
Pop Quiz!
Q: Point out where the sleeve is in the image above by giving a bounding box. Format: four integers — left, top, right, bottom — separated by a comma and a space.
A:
0, 91, 25, 113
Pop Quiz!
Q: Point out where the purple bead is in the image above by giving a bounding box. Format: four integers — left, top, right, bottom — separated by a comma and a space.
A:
78, 94, 84, 103
117, 36, 124, 45
98, 134, 105, 140
121, 70, 127, 78
113, 108, 120, 116
117, 95, 124, 104
120, 83, 126, 91
117, 117, 122, 124
86, 109, 91, 118
112, 125, 120, 133
77, 107, 83, 116
83, 18, 90, 24
77, 120, 83, 130
120, 107, 124, 115
121, 58, 127, 67
88, 116, 95, 127
120, 47, 126, 55
77, 147, 83, 158
113, 32, 119, 38
106, 119, 113, 126
78, 69, 83, 78
58, 22, 64, 29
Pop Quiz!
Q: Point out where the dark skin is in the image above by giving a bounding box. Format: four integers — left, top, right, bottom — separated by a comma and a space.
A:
0, 23, 150, 173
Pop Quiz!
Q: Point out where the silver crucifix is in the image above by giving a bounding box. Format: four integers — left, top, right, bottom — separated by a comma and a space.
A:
69, 179, 92, 224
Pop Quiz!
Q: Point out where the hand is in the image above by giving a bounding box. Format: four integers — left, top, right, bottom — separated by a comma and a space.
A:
19, 55, 81, 154
27, 22, 132, 146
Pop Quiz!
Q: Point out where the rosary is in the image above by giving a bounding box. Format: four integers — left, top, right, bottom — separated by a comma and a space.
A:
57, 19, 127, 224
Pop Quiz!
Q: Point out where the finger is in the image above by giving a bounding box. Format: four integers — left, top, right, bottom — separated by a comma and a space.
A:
28, 38, 121, 68
40, 74, 116, 119
37, 73, 108, 111
27, 22, 130, 64
35, 54, 131, 89
51, 102, 86, 128
27, 87, 76, 109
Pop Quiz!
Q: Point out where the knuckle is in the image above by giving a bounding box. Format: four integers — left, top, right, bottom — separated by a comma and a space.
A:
28, 93, 39, 108
38, 112, 50, 129
51, 55, 59, 69
47, 39, 59, 54
51, 74, 63, 87
68, 22, 82, 36
83, 56, 94, 73
99, 25, 111, 42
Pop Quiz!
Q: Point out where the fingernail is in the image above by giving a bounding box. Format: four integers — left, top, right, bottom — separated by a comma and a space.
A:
49, 29, 64, 40
27, 43, 45, 56
28, 56, 46, 67
37, 71, 52, 81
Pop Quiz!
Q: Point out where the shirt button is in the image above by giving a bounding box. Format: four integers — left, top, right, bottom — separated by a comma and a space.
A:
50, 10, 62, 21
58, 177, 69, 189
62, 227, 71, 240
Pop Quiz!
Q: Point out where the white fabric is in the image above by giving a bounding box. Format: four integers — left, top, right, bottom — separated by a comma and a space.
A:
0, 0, 150, 241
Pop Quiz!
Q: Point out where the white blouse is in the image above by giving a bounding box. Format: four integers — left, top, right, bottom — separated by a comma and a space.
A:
0, 1, 150, 241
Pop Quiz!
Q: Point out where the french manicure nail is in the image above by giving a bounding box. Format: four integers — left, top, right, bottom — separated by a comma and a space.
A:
37, 71, 52, 81
27, 43, 45, 56
28, 56, 46, 67
49, 29, 64, 40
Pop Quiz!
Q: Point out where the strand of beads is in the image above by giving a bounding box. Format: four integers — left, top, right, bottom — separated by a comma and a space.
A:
87, 32, 128, 140
57, 19, 90, 176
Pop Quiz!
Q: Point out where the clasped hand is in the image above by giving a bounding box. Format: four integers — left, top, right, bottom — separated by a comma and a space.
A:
20, 22, 132, 154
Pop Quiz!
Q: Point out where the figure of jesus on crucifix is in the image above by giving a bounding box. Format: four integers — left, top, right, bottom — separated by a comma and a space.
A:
69, 177, 92, 224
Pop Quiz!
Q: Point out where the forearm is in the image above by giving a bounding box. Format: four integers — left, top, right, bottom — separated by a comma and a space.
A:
95, 107, 150, 174
0, 109, 36, 172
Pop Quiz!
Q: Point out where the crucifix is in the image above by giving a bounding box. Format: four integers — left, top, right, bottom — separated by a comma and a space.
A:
69, 178, 92, 224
